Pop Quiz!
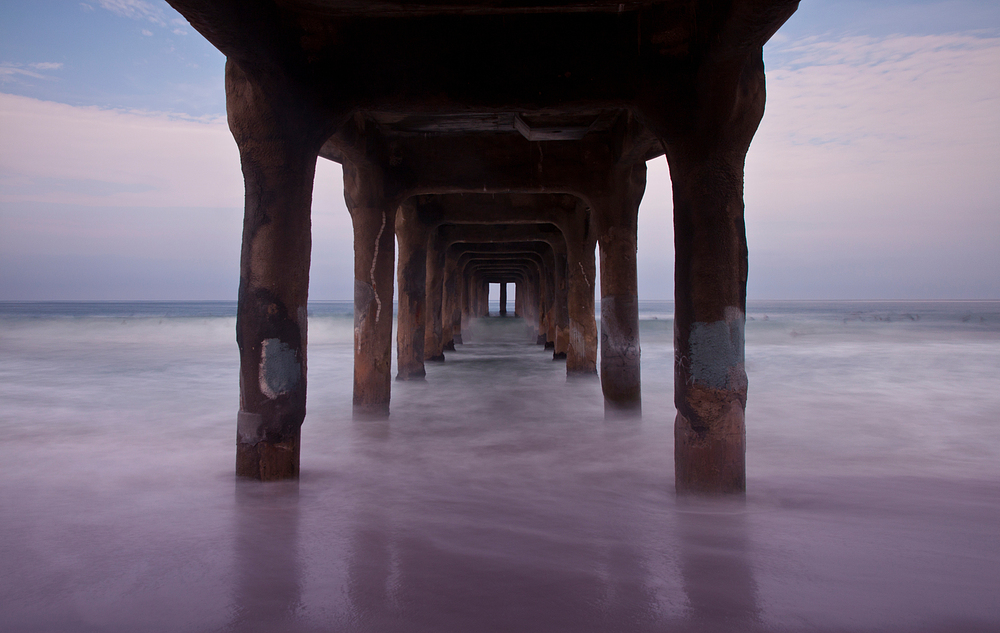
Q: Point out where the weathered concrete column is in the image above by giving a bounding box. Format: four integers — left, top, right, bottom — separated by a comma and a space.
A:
563, 205, 598, 376
593, 163, 646, 415
552, 247, 569, 359
479, 279, 489, 317
671, 148, 748, 491
471, 275, 480, 318
461, 270, 472, 327
544, 249, 557, 348
499, 283, 508, 316
395, 202, 430, 380
664, 52, 768, 495
424, 233, 447, 361
462, 268, 480, 325
525, 263, 549, 343
344, 162, 398, 419
528, 271, 545, 341
543, 252, 557, 349
442, 247, 461, 348
522, 263, 544, 342
519, 272, 537, 335
227, 61, 327, 480
535, 266, 549, 345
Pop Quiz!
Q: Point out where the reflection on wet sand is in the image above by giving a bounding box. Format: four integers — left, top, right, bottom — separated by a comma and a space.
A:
342, 505, 647, 632
677, 500, 759, 632
231, 480, 303, 632
305, 475, 758, 633
227, 318, 763, 632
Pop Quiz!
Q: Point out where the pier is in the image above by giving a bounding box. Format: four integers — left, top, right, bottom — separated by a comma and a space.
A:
167, 0, 799, 493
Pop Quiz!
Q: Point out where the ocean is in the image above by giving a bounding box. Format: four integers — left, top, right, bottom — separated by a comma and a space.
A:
1, 300, 998, 632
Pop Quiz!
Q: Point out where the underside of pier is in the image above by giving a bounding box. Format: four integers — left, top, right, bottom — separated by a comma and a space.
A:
167, 0, 799, 493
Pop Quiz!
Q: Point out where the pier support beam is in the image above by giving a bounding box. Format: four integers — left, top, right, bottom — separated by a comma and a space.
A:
499, 283, 508, 316
594, 164, 646, 415
670, 143, 748, 491
395, 202, 430, 380
661, 49, 768, 494
345, 163, 398, 419
169, 0, 799, 491
442, 248, 461, 348
564, 204, 598, 376
424, 233, 447, 361
552, 247, 569, 360
227, 60, 325, 480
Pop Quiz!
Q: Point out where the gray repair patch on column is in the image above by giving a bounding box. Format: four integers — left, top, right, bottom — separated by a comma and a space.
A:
258, 338, 300, 399
688, 307, 745, 389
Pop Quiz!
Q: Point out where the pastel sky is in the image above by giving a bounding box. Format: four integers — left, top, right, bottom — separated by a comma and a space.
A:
1, 0, 998, 300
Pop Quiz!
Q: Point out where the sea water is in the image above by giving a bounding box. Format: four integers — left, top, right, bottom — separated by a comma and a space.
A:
0, 301, 998, 632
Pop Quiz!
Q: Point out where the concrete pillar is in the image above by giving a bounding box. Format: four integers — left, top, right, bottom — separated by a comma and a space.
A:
461, 268, 478, 325
424, 233, 446, 361
535, 267, 548, 345
442, 247, 461, 348
664, 58, 767, 494
472, 277, 480, 317
669, 145, 748, 492
395, 203, 429, 380
529, 265, 545, 343
499, 283, 508, 316
227, 60, 325, 480
563, 206, 598, 376
462, 270, 472, 325
526, 267, 545, 340
536, 246, 557, 350
552, 248, 569, 360
536, 257, 555, 347
344, 162, 398, 419
594, 163, 646, 416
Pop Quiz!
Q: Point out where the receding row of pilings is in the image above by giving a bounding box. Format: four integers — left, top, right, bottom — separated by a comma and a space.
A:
228, 88, 752, 495
217, 11, 784, 494
393, 196, 600, 385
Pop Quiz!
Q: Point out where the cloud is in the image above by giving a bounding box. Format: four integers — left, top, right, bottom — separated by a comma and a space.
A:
3, 31, 998, 300
0, 91, 351, 220
0, 92, 241, 208
97, 0, 166, 26
142, 29, 153, 36
0, 64, 53, 83
738, 31, 1000, 297
1, 62, 64, 82
636, 31, 1000, 299
748, 32, 1000, 228
0, 93, 355, 300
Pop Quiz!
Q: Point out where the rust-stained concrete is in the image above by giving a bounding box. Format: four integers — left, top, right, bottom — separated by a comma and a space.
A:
169, 0, 799, 492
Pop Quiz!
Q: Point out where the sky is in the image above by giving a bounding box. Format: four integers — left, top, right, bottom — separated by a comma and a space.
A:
0, 0, 998, 301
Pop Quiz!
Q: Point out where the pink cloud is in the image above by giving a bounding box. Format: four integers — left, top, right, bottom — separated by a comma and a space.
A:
0, 93, 242, 208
